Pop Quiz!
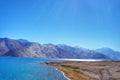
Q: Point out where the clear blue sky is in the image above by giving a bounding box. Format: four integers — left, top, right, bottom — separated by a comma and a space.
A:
0, 0, 120, 51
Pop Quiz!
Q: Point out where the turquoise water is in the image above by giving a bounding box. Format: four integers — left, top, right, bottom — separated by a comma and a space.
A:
0, 57, 68, 80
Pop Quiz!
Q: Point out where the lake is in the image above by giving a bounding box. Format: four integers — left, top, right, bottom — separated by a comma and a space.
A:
0, 57, 69, 80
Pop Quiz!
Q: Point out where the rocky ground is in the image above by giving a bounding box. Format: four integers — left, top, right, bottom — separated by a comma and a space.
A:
44, 61, 120, 80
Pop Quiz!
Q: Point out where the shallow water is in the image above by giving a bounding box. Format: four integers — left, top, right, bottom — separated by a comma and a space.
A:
0, 57, 68, 80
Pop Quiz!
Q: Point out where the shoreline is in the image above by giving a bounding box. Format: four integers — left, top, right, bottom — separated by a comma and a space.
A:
42, 62, 71, 80
44, 60, 120, 80
55, 67, 71, 80
44, 62, 96, 80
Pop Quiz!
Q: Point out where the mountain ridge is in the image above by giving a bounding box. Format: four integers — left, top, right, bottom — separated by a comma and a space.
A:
96, 48, 120, 59
0, 38, 119, 59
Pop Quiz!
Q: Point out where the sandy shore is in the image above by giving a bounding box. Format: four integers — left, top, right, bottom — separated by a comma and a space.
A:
44, 60, 120, 80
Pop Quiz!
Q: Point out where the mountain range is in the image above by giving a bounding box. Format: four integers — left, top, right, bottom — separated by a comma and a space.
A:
96, 48, 120, 59
0, 38, 120, 59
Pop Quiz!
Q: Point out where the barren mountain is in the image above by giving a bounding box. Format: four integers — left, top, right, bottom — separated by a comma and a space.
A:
0, 38, 110, 59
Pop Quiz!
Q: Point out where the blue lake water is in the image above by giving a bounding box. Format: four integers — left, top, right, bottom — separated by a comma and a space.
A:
0, 57, 68, 80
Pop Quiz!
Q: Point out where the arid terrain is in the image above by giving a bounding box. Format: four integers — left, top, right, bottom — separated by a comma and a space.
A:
44, 61, 120, 80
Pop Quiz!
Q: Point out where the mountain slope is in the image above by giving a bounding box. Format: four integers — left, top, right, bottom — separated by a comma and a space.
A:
96, 48, 120, 59
0, 38, 109, 59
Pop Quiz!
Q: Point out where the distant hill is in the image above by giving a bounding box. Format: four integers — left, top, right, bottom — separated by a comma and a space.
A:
96, 48, 120, 59
0, 38, 111, 59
